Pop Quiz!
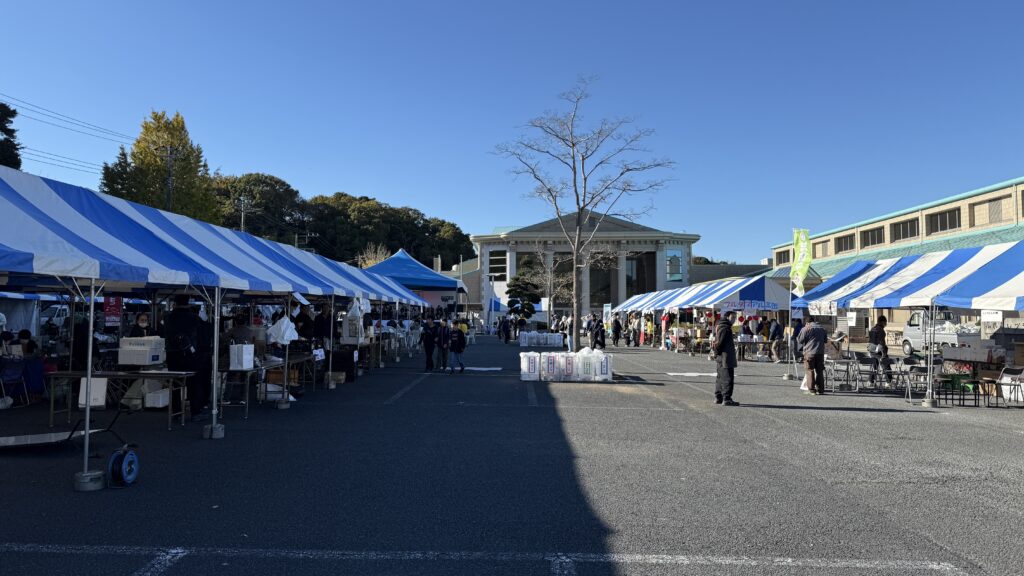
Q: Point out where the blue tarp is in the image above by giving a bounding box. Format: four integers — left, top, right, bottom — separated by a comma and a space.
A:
367, 249, 467, 292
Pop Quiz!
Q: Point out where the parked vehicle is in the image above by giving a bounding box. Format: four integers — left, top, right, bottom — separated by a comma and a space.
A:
902, 310, 981, 355
39, 304, 70, 328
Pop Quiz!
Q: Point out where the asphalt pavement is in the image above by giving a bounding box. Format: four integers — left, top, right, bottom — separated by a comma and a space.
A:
2, 337, 1022, 575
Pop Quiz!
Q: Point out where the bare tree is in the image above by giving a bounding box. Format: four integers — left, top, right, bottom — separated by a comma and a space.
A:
357, 242, 392, 269
497, 80, 672, 350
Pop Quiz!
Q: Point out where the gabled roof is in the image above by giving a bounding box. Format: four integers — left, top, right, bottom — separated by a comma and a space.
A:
513, 213, 661, 234
366, 249, 467, 292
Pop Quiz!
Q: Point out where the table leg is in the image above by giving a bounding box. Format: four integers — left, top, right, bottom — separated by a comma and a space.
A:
49, 379, 55, 428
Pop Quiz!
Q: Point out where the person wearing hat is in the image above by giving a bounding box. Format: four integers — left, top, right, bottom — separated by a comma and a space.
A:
797, 315, 828, 395
712, 311, 740, 406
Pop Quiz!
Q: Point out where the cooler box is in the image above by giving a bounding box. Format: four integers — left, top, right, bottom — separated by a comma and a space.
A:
118, 337, 166, 365
144, 387, 170, 408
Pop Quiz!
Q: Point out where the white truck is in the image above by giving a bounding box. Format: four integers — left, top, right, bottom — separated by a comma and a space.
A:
901, 310, 981, 355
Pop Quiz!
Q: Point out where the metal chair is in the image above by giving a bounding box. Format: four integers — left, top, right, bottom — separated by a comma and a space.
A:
980, 366, 1024, 408
853, 352, 878, 391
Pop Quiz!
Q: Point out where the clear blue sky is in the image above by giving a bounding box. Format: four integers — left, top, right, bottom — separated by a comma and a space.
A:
6, 0, 1023, 263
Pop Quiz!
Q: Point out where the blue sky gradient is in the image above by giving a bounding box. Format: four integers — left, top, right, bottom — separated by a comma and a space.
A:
5, 1, 1023, 262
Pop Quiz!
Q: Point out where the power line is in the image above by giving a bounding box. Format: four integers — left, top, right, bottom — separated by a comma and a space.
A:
16, 112, 134, 145
22, 147, 104, 169
0, 92, 135, 140
21, 155, 101, 175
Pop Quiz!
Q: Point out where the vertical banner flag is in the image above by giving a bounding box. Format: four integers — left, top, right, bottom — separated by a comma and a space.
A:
790, 229, 812, 297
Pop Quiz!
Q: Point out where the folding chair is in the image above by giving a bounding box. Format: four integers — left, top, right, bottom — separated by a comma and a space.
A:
980, 366, 1024, 408
853, 352, 878, 392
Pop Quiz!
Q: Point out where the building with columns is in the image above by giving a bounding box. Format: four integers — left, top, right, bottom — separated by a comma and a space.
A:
463, 214, 700, 317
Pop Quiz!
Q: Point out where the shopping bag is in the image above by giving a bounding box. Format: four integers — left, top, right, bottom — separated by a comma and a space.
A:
78, 377, 107, 409
800, 372, 811, 391
230, 344, 255, 370
267, 317, 298, 345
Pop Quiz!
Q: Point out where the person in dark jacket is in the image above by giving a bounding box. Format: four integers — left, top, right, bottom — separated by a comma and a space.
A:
419, 319, 436, 372
611, 314, 622, 347
164, 295, 211, 419
867, 315, 893, 385
294, 305, 314, 340
128, 313, 157, 337
712, 311, 740, 406
768, 318, 783, 363
797, 316, 828, 395
436, 319, 451, 371
592, 322, 607, 350
448, 326, 467, 373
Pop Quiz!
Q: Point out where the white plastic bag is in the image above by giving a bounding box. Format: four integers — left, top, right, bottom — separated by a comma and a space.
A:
800, 372, 811, 391
267, 317, 298, 345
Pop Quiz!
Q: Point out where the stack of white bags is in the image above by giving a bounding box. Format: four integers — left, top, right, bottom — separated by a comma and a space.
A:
519, 348, 612, 382
517, 332, 564, 347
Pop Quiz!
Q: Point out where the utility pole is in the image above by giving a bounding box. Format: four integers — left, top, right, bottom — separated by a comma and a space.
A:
238, 195, 252, 232
152, 145, 179, 211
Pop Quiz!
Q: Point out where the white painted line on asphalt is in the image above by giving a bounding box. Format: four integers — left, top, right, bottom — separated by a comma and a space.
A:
667, 372, 717, 377
526, 382, 538, 406
384, 374, 429, 405
550, 556, 577, 575
0, 543, 966, 573
131, 548, 189, 576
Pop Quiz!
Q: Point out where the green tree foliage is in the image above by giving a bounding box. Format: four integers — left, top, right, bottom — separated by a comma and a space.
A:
506, 274, 542, 320
214, 173, 304, 243
100, 111, 220, 223
305, 192, 474, 266
0, 103, 22, 169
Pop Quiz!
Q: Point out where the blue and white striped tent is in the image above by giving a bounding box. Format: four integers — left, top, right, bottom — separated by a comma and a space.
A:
614, 275, 791, 313
0, 166, 420, 303
794, 241, 1024, 313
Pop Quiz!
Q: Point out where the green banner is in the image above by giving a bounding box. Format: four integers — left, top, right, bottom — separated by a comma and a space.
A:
790, 228, 812, 296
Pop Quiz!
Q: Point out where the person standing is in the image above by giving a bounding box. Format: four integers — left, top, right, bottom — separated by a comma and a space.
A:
164, 294, 211, 420
712, 311, 740, 406
592, 321, 607, 350
768, 318, 783, 363
611, 314, 622, 347
796, 315, 828, 395
436, 319, 451, 371
868, 315, 894, 385
419, 319, 436, 372
448, 325, 466, 374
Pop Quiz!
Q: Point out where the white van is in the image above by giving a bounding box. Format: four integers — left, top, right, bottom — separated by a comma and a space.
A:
40, 304, 70, 328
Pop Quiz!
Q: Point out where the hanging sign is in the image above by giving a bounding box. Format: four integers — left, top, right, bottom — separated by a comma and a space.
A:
103, 296, 122, 326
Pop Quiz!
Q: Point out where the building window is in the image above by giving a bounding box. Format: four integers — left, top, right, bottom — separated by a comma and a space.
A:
834, 234, 855, 254
813, 240, 829, 259
969, 194, 1011, 228
926, 208, 961, 235
488, 250, 507, 281
775, 249, 791, 265
890, 218, 919, 242
860, 226, 885, 248
665, 248, 684, 282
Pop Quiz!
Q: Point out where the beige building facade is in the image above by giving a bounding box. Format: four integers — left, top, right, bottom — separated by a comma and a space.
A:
467, 215, 700, 316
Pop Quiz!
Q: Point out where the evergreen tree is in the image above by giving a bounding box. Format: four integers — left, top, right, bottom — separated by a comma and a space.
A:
0, 103, 22, 170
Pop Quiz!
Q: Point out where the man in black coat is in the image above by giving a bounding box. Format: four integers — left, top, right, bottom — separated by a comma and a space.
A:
712, 311, 740, 406
164, 294, 211, 419
420, 319, 436, 372
611, 314, 622, 347
436, 319, 451, 371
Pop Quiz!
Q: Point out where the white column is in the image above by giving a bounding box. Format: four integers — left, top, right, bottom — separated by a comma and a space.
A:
507, 244, 516, 280
655, 242, 667, 291
581, 262, 591, 314
616, 250, 627, 304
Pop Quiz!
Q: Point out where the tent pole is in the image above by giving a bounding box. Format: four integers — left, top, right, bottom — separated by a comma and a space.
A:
784, 278, 795, 380
922, 304, 937, 408
328, 294, 336, 385
277, 295, 291, 410
206, 286, 224, 439
74, 278, 103, 492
